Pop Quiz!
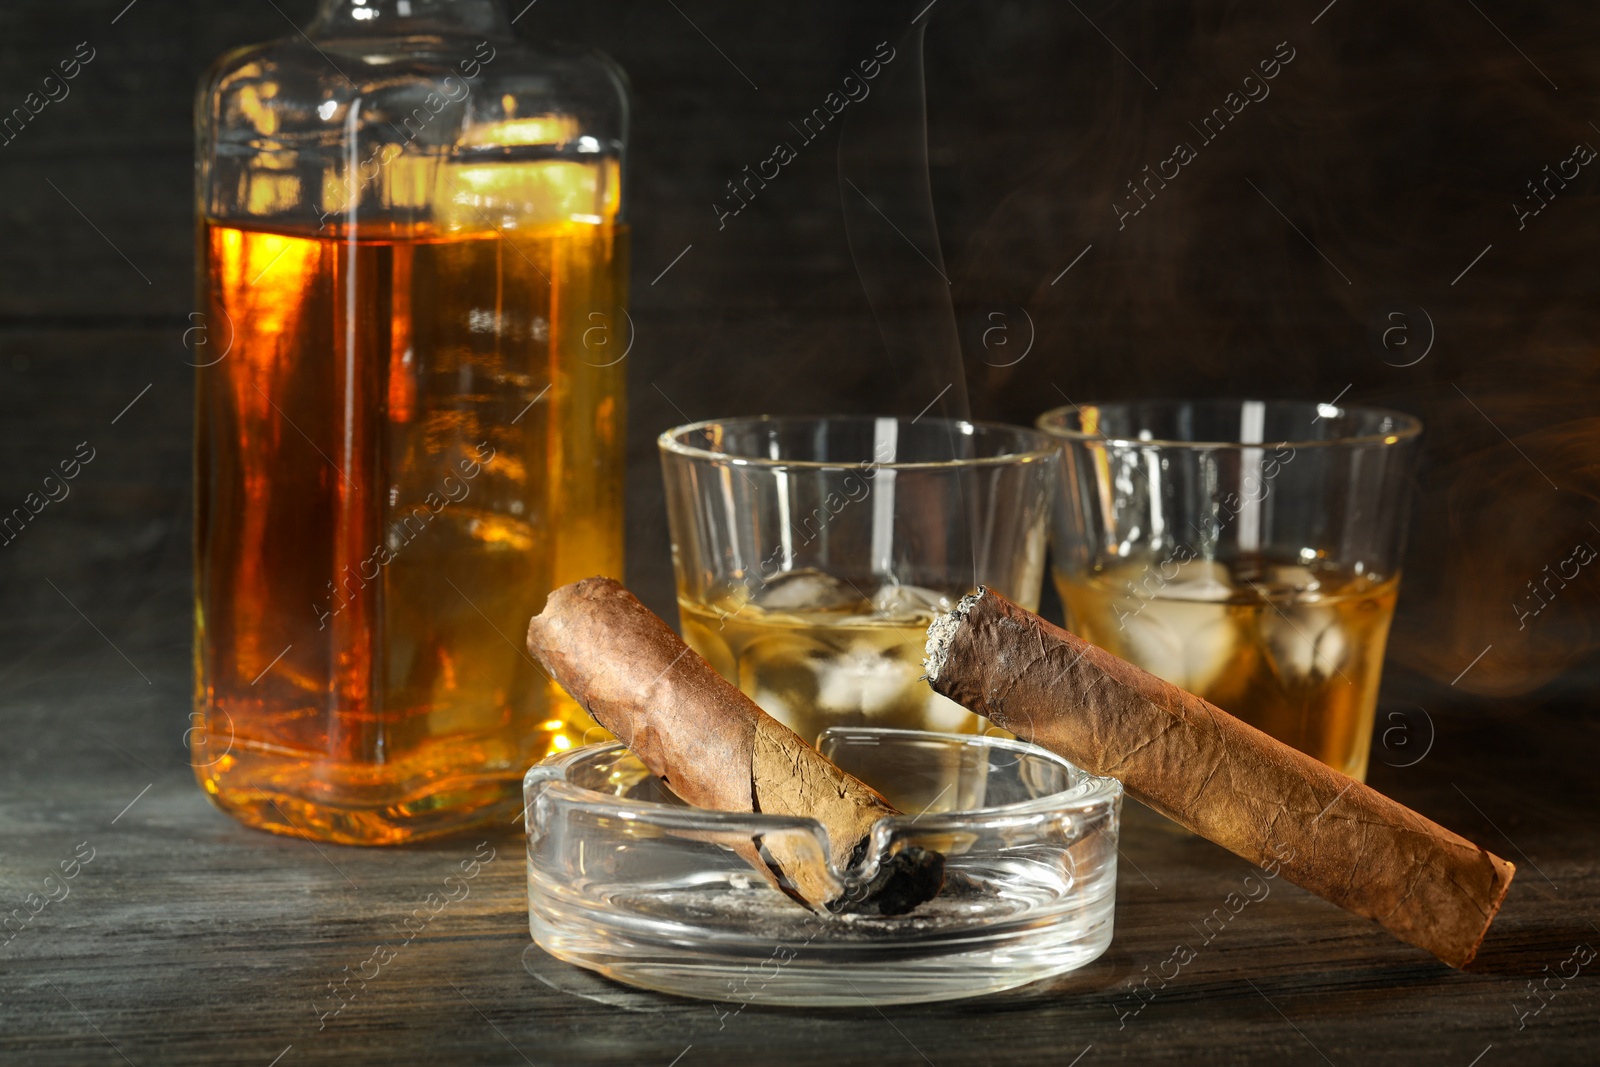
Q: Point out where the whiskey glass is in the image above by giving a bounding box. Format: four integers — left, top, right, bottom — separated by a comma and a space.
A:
1038, 399, 1422, 780
659, 416, 1056, 742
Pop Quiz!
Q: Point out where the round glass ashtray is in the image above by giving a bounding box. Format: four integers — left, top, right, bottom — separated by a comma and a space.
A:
523, 727, 1122, 1006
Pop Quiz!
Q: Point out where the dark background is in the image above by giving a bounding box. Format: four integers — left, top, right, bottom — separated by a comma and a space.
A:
1, 1, 1597, 1064
3, 0, 1597, 704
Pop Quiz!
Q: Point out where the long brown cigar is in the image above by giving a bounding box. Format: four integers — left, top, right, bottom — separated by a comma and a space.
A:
527, 577, 943, 914
924, 587, 1514, 968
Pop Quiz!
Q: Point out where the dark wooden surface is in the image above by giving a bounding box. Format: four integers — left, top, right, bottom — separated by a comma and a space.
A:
3, 0, 1599, 1063
3, 678, 1598, 1065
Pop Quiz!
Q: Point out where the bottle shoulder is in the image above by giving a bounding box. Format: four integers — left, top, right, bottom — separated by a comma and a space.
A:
197, 33, 627, 230
198, 34, 627, 150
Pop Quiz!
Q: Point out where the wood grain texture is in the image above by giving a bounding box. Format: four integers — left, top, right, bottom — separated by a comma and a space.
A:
1, 0, 1598, 1063
2, 687, 1597, 1066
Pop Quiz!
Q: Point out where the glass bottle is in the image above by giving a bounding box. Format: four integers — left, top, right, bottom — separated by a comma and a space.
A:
192, 0, 628, 844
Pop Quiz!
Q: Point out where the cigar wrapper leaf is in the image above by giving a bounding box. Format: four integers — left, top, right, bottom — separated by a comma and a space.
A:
527, 577, 944, 914
924, 587, 1514, 969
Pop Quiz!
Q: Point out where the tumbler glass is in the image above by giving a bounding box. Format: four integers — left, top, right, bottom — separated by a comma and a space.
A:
1037, 399, 1422, 781
660, 416, 1057, 742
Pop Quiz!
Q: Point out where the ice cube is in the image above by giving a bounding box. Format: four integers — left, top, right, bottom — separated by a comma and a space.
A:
751, 687, 805, 737
869, 582, 953, 621
1118, 599, 1238, 695
1263, 605, 1348, 680
814, 643, 920, 719
737, 634, 827, 737
751, 568, 862, 613
1113, 561, 1237, 693
920, 692, 981, 733
1268, 564, 1324, 594
1159, 559, 1235, 602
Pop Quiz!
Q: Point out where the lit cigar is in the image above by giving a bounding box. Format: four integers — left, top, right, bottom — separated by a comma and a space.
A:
924, 588, 1514, 968
527, 577, 944, 915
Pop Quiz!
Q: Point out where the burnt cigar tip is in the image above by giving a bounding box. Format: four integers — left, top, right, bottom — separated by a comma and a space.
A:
922, 587, 987, 682
830, 847, 947, 917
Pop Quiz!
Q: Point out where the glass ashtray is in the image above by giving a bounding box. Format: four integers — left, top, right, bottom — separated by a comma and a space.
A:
523, 727, 1122, 1006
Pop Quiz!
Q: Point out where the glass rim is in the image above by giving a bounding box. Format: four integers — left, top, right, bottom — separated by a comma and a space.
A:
657, 414, 1060, 471
1035, 398, 1424, 451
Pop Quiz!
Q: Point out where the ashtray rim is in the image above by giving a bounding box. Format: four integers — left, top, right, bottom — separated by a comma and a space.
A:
522, 726, 1123, 836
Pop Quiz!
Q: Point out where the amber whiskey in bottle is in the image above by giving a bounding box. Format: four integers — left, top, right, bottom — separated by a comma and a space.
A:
193, 0, 627, 843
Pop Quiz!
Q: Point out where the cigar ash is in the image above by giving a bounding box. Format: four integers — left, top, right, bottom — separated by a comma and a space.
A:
615, 811, 1039, 941
602, 874, 1031, 946
922, 590, 979, 684
604, 760, 1004, 924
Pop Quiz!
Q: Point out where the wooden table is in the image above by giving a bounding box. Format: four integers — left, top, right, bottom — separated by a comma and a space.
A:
5, 622, 1596, 1066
